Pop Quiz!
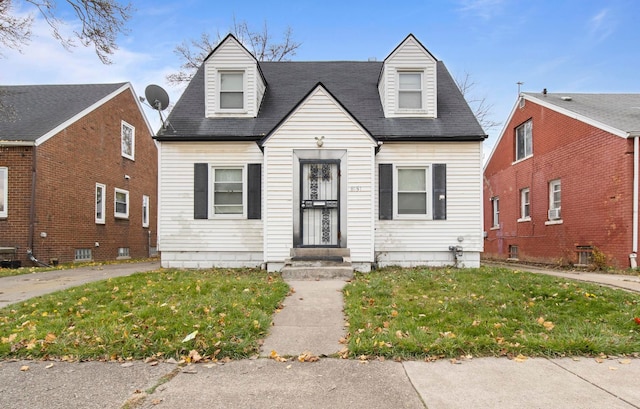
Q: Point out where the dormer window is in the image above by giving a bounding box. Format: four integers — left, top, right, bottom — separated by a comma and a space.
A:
398, 72, 423, 110
219, 71, 244, 110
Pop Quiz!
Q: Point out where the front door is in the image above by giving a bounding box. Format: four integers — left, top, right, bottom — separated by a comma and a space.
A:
300, 160, 340, 247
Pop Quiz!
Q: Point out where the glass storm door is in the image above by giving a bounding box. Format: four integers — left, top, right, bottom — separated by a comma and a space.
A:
300, 161, 340, 247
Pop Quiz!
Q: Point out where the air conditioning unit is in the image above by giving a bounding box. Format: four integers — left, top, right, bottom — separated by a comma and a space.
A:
548, 207, 561, 220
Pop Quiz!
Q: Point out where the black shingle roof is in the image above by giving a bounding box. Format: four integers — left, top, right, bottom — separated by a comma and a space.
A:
158, 61, 486, 142
0, 83, 127, 142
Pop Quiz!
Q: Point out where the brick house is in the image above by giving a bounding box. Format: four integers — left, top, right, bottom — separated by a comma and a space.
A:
0, 83, 157, 267
483, 91, 640, 268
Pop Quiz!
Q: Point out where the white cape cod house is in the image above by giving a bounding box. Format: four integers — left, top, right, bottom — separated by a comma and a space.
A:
155, 34, 486, 272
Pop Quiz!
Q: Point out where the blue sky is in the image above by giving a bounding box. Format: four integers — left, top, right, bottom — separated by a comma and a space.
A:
1, 0, 638, 156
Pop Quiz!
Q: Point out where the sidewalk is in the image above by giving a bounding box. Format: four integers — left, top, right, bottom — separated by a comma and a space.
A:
1, 263, 639, 408
0, 260, 161, 308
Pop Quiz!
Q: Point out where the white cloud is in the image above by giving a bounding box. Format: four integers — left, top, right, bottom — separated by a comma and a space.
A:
456, 0, 505, 20
588, 8, 614, 43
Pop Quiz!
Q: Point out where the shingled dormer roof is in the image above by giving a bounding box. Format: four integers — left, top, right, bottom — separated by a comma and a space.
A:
0, 83, 130, 144
157, 60, 486, 142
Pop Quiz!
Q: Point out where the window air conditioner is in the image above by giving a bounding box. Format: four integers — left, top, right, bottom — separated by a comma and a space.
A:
548, 207, 561, 220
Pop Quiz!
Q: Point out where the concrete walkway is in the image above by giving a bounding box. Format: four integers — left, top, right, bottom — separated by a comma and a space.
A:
0, 260, 160, 308
1, 262, 640, 408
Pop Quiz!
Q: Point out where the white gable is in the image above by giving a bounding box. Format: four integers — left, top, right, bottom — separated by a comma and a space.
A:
263, 85, 378, 148
379, 34, 437, 118
204, 35, 266, 118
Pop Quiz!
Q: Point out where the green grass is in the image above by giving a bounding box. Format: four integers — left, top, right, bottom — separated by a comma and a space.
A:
343, 266, 640, 359
0, 268, 289, 361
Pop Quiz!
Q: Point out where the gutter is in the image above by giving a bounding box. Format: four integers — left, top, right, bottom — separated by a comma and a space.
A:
631, 133, 640, 268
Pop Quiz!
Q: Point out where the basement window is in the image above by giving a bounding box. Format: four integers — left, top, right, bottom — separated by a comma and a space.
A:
117, 247, 130, 259
576, 246, 593, 266
75, 249, 92, 261
508, 245, 519, 260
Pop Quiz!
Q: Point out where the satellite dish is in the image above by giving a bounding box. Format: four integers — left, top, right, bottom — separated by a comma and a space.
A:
145, 84, 169, 111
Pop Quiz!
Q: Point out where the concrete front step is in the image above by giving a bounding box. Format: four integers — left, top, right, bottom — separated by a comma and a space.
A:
282, 248, 354, 280
280, 265, 354, 280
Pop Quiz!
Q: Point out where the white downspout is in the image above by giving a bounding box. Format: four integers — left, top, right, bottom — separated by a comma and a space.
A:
631, 135, 639, 268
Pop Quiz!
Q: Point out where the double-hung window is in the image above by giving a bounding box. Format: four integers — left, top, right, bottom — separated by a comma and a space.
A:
396, 167, 428, 216
515, 120, 532, 161
142, 195, 150, 227
114, 188, 129, 219
219, 71, 244, 110
96, 183, 106, 224
0, 167, 7, 218
398, 72, 423, 110
520, 188, 530, 221
548, 179, 561, 220
121, 121, 135, 160
491, 197, 500, 228
213, 168, 244, 215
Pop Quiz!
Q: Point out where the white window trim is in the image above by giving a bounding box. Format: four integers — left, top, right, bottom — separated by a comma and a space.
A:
217, 69, 247, 113
490, 197, 500, 229
393, 165, 431, 219
547, 179, 562, 224
518, 188, 531, 222
121, 120, 135, 160
514, 120, 533, 162
0, 167, 7, 218
210, 166, 246, 218
142, 195, 150, 227
114, 188, 129, 219
397, 70, 426, 113
95, 183, 106, 224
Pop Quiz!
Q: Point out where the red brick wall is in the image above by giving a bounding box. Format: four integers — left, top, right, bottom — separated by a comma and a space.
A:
0, 146, 34, 264
1, 87, 157, 266
484, 96, 634, 268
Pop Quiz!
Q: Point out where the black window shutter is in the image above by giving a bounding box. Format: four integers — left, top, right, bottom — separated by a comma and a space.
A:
247, 163, 262, 219
432, 164, 447, 220
379, 164, 393, 220
194, 163, 208, 219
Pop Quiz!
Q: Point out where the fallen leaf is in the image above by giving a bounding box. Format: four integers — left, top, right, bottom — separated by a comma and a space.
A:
181, 330, 198, 343
595, 358, 604, 363
45, 363, 54, 369
609, 366, 618, 371
634, 317, 640, 325
188, 350, 202, 363
514, 354, 528, 363
45, 333, 57, 343
619, 359, 632, 365
20, 365, 29, 371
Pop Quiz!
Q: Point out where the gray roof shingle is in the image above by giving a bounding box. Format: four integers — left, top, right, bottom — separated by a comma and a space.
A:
523, 92, 640, 135
0, 83, 127, 142
158, 61, 486, 142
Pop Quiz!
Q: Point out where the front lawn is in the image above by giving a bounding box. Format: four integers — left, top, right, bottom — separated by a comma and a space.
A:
0, 268, 289, 361
343, 266, 640, 359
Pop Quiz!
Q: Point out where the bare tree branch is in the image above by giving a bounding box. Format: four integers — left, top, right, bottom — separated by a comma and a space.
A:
455, 71, 501, 132
167, 19, 301, 86
0, 0, 131, 64
0, 1, 33, 55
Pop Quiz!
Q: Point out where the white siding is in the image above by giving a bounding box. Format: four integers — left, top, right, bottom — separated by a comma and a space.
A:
204, 38, 265, 118
380, 36, 437, 118
375, 142, 483, 267
263, 87, 377, 267
157, 141, 264, 267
